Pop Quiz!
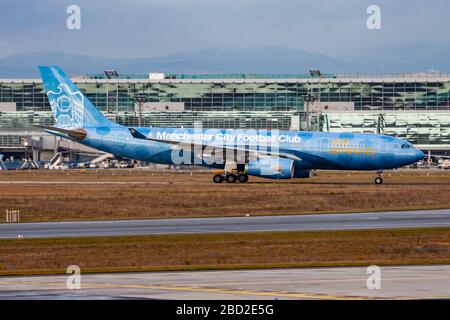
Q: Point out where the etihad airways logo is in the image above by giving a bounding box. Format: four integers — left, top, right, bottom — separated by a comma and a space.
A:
47, 84, 84, 128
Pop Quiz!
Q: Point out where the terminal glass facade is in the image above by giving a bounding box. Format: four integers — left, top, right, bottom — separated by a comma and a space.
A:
0, 111, 310, 130
1, 75, 450, 113
1, 73, 450, 151
322, 112, 450, 146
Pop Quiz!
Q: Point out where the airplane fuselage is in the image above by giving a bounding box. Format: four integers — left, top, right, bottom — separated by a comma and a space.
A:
38, 65, 425, 183
78, 125, 424, 171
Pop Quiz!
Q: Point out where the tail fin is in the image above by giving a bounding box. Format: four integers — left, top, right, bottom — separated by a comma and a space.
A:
39, 66, 113, 128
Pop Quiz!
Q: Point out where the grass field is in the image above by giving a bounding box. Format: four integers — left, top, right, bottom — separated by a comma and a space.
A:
0, 228, 449, 275
0, 169, 449, 222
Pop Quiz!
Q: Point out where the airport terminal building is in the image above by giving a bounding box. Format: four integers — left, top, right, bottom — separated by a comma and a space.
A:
1, 71, 450, 163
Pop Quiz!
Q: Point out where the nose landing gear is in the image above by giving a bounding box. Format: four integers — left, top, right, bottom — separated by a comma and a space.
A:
374, 170, 383, 184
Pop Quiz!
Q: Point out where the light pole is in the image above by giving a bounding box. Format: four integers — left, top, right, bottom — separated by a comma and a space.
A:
132, 95, 146, 168
302, 94, 316, 131
133, 95, 146, 128
108, 96, 116, 118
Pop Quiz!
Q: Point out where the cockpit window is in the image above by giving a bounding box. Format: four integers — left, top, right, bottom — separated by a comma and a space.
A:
401, 144, 410, 149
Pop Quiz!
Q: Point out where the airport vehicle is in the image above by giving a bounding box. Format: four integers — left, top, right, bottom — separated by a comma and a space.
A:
48, 163, 69, 170
89, 162, 99, 169
437, 159, 450, 170
36, 66, 424, 184
102, 160, 112, 169
118, 161, 134, 168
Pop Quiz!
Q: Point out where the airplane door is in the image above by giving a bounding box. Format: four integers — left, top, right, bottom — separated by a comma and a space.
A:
320, 138, 330, 155
113, 127, 126, 146
337, 140, 353, 165
378, 138, 395, 167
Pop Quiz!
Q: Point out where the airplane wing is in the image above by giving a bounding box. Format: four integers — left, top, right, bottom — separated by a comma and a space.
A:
128, 128, 301, 163
432, 155, 450, 159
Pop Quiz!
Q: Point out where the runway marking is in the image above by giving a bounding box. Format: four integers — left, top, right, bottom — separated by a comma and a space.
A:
2, 268, 450, 300
0, 280, 366, 300
3, 278, 450, 299
184, 275, 450, 286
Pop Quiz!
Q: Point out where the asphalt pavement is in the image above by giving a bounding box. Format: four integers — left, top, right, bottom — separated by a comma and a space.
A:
0, 209, 449, 239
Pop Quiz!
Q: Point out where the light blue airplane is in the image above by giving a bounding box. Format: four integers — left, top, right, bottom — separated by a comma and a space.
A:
37, 66, 424, 184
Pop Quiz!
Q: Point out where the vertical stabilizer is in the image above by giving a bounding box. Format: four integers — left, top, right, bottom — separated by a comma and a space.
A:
39, 66, 114, 128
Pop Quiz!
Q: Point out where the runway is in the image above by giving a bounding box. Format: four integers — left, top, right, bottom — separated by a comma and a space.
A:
1, 265, 449, 299
0, 209, 450, 239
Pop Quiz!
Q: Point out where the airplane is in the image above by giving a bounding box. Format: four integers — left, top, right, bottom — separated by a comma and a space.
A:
36, 66, 424, 184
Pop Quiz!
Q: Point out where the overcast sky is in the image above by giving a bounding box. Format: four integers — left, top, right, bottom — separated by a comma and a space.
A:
1, 0, 449, 59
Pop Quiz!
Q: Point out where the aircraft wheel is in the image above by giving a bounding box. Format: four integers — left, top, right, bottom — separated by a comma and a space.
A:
238, 173, 249, 183
375, 177, 383, 185
225, 174, 237, 183
213, 174, 224, 183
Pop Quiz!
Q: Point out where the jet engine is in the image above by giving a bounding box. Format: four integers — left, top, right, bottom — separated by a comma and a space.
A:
293, 168, 312, 178
246, 158, 294, 179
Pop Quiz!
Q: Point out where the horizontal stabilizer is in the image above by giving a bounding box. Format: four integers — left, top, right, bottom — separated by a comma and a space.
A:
34, 125, 87, 140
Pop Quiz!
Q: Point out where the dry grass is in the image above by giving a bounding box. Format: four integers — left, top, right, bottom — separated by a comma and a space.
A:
0, 170, 449, 222
0, 228, 449, 275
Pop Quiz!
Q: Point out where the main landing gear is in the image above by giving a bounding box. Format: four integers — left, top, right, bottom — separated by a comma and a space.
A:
213, 172, 249, 184
214, 162, 249, 184
374, 170, 383, 185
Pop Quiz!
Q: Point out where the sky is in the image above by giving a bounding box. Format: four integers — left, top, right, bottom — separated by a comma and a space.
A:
1, 0, 449, 60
